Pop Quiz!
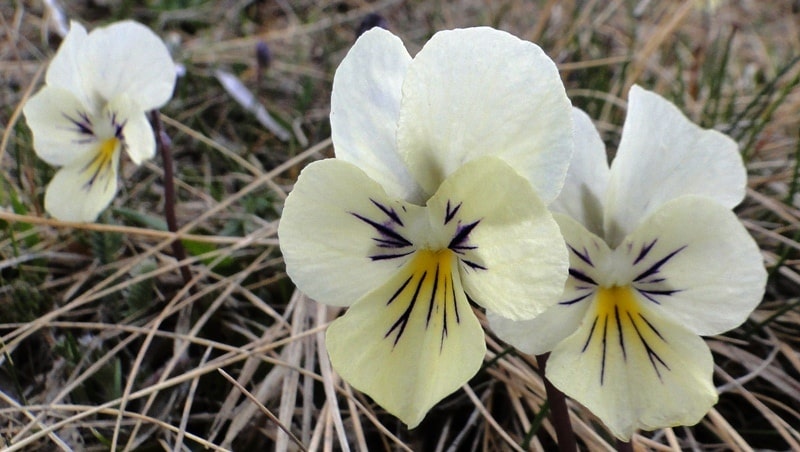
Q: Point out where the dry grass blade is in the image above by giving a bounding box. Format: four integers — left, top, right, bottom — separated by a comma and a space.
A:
706, 408, 754, 452
2, 1, 798, 450
173, 345, 213, 452
0, 389, 71, 451
214, 69, 293, 142
217, 368, 307, 452
462, 384, 524, 452
314, 303, 350, 452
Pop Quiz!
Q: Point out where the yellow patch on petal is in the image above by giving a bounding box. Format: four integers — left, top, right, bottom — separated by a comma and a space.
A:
384, 249, 460, 349
325, 247, 485, 427
82, 137, 120, 190
547, 282, 718, 440
585, 285, 670, 385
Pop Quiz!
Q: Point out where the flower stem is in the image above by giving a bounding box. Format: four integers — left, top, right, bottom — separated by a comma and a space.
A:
150, 110, 192, 286
616, 440, 634, 452
537, 353, 577, 452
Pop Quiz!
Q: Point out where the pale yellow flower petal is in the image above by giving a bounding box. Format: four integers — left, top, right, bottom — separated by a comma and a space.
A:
604, 85, 745, 245
106, 95, 155, 165
427, 157, 568, 320
23, 86, 97, 167
618, 196, 767, 335
45, 21, 90, 103
546, 286, 717, 441
278, 159, 423, 307
330, 28, 423, 202
397, 27, 573, 203
82, 21, 176, 109
550, 108, 609, 237
489, 213, 610, 354
44, 139, 121, 222
326, 248, 485, 428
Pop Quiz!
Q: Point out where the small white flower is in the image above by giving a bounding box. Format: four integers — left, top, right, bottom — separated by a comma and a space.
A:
23, 20, 176, 222
490, 85, 767, 440
279, 27, 574, 427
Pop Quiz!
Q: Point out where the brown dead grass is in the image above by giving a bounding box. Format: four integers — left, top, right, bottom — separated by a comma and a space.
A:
1, 0, 799, 450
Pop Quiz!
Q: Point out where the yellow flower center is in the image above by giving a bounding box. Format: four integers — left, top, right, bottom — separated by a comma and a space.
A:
586, 285, 670, 384
595, 285, 640, 319
384, 249, 461, 350
410, 248, 453, 274
99, 137, 120, 161
82, 137, 120, 189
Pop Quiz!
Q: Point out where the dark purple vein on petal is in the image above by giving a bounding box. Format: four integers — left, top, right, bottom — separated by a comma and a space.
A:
370, 198, 404, 226
633, 246, 687, 282
569, 268, 597, 286
568, 244, 594, 267
633, 239, 658, 265
386, 271, 426, 347
444, 200, 462, 224
560, 291, 593, 306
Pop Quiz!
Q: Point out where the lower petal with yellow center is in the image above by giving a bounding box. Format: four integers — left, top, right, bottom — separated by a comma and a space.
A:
325, 248, 485, 428
546, 284, 717, 441
44, 135, 122, 222
81, 137, 121, 191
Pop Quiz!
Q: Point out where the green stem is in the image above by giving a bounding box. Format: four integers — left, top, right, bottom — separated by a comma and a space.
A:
537, 353, 577, 452
150, 110, 192, 286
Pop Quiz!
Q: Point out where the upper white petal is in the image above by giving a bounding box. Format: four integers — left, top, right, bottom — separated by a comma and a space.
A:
426, 156, 568, 320
278, 159, 423, 307
550, 108, 610, 237
330, 28, 423, 202
82, 21, 176, 109
397, 27, 573, 203
604, 85, 746, 245
45, 21, 90, 103
620, 196, 766, 335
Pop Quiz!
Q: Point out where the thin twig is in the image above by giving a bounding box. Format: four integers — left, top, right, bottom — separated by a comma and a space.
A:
536, 354, 578, 452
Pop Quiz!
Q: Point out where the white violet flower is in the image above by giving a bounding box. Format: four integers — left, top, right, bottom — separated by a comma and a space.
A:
490, 85, 767, 440
279, 27, 574, 427
23, 20, 176, 222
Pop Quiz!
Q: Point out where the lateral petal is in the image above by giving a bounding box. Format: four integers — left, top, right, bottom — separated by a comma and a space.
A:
326, 249, 485, 428
488, 300, 589, 356
107, 96, 156, 165
278, 159, 424, 307
426, 157, 568, 320
619, 196, 766, 335
604, 85, 745, 245
489, 213, 609, 354
23, 86, 98, 167
330, 28, 423, 202
397, 27, 573, 203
